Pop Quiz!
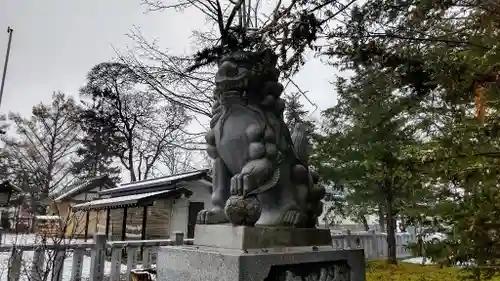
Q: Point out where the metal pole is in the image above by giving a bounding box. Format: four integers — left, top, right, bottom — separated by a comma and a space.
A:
0, 26, 14, 108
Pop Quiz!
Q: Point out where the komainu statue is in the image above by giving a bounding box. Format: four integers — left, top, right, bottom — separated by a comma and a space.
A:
196, 50, 325, 228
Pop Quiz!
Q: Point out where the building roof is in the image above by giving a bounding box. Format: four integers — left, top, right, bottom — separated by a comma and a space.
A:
99, 169, 211, 197
53, 175, 115, 202
72, 187, 192, 211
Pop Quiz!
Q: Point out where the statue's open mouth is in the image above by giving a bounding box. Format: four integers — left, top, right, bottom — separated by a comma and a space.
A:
216, 78, 248, 93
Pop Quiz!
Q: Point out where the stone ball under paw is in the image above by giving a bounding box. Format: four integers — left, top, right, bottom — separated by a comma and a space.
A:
224, 195, 261, 226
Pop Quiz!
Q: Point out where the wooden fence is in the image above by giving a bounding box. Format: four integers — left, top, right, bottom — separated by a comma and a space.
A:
1, 231, 415, 281
331, 231, 415, 260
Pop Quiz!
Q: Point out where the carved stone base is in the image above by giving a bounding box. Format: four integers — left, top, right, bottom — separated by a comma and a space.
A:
193, 224, 333, 249
156, 245, 365, 281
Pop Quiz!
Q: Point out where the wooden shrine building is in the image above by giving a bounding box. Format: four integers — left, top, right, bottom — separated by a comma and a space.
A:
72, 169, 213, 241
49, 175, 116, 239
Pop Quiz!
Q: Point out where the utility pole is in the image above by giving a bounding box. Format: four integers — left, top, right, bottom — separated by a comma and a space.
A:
0, 26, 14, 108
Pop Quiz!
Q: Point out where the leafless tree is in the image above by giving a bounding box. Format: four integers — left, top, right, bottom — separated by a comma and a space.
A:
0, 198, 91, 281
117, 32, 214, 118
81, 62, 192, 181
158, 140, 212, 176
118, 0, 352, 135
2, 92, 81, 213
112, 1, 357, 180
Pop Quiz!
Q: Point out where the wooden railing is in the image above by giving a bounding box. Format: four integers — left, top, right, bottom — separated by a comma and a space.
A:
1, 231, 415, 281
3, 231, 192, 281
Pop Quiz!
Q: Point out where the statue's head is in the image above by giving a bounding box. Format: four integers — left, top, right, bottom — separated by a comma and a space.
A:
212, 49, 286, 117
214, 49, 279, 97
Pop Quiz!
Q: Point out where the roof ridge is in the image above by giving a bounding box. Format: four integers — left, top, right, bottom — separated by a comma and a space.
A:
120, 169, 208, 186
100, 169, 210, 196
53, 175, 113, 201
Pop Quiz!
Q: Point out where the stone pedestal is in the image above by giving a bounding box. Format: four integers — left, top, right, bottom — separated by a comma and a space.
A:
157, 225, 366, 281
194, 224, 333, 249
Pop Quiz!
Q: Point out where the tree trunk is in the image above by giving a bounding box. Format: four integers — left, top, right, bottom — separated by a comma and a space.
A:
386, 190, 397, 264
378, 205, 386, 232
359, 215, 369, 231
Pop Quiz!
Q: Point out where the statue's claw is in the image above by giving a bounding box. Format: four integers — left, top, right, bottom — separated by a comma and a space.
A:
196, 207, 229, 224
231, 158, 273, 197
281, 210, 307, 227
230, 174, 252, 196
230, 175, 242, 196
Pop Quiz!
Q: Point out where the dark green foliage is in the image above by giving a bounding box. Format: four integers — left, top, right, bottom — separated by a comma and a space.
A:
168, 0, 330, 78
284, 92, 315, 134
72, 63, 132, 181
188, 9, 322, 75
313, 65, 426, 263
316, 0, 500, 277
72, 93, 121, 182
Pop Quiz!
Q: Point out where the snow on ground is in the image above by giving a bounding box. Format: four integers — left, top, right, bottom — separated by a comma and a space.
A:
0, 249, 129, 281
401, 257, 434, 265
2, 233, 93, 245
401, 256, 474, 268
0, 234, 128, 281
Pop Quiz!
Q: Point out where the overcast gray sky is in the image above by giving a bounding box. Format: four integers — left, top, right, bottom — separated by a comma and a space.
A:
0, 0, 336, 120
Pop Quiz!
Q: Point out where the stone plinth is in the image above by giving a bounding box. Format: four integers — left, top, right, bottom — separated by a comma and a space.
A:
194, 224, 333, 249
157, 245, 365, 281
157, 225, 366, 281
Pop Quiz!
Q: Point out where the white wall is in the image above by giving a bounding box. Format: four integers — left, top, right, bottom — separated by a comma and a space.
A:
169, 181, 213, 236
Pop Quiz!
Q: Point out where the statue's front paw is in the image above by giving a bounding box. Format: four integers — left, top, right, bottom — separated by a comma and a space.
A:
230, 173, 252, 196
231, 158, 273, 196
196, 207, 229, 224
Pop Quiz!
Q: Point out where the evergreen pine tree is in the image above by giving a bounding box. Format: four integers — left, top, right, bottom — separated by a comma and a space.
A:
284, 92, 315, 135
72, 95, 121, 182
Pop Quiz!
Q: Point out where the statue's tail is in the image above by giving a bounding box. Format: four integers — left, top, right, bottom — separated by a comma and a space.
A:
291, 123, 326, 228
290, 123, 310, 165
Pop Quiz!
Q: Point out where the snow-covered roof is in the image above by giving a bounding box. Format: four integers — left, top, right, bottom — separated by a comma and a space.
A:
34, 215, 61, 220
72, 187, 191, 211
99, 169, 210, 197
53, 175, 115, 202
